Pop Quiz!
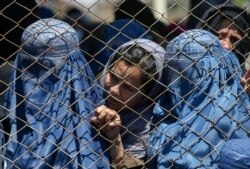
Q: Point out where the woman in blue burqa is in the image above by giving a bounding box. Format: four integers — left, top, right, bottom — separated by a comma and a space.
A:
146, 29, 250, 168
4, 18, 110, 168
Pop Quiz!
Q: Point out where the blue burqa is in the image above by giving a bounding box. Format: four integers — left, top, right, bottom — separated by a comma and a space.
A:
5, 19, 110, 168
146, 29, 250, 168
219, 139, 250, 169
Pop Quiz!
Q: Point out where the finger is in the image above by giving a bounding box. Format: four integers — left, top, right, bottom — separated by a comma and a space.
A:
96, 105, 107, 115
246, 78, 250, 84
105, 109, 118, 123
90, 117, 104, 130
243, 70, 250, 82
95, 106, 108, 126
241, 78, 246, 86
97, 108, 109, 120
90, 116, 98, 124
108, 119, 121, 128
245, 83, 250, 90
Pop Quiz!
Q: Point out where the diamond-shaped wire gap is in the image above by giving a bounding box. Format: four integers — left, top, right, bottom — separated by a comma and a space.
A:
11, 76, 70, 124
47, 94, 105, 150
67, 0, 114, 23
0, 61, 15, 93
75, 21, 111, 64
51, 115, 111, 168
151, 102, 178, 127
165, 64, 226, 121
163, 66, 209, 116
65, 55, 98, 83
62, 142, 110, 169
157, 124, 214, 166
193, 3, 217, 28
187, 0, 225, 28
7, 56, 102, 153
35, 0, 56, 11
22, 138, 59, 168
78, 0, 116, 22
90, 124, 115, 160
113, 1, 153, 29
161, 18, 186, 43
77, 24, 107, 64
0, 0, 16, 12
2, 1, 39, 33
60, 8, 94, 33
59, 58, 103, 108
6, 135, 48, 167
0, 26, 26, 62
13, 67, 55, 103
104, 19, 150, 51
156, 92, 244, 166
166, 1, 190, 25
147, 49, 231, 149
146, 4, 170, 41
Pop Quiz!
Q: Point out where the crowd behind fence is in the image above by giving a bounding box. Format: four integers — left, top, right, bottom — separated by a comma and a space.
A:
0, 0, 250, 168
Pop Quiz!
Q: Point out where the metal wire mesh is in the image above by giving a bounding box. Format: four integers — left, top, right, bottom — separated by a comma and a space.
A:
0, 0, 250, 168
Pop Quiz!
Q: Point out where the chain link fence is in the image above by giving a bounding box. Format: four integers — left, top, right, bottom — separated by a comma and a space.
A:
0, 0, 250, 168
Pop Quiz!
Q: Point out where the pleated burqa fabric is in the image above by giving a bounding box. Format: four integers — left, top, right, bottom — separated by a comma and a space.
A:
219, 139, 250, 169
4, 19, 110, 169
146, 29, 250, 169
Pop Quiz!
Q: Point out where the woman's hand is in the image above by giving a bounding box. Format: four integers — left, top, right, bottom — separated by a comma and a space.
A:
91, 105, 121, 141
91, 105, 124, 165
241, 69, 250, 96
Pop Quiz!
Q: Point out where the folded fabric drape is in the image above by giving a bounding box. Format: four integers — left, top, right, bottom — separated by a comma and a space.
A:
5, 18, 110, 169
147, 29, 250, 169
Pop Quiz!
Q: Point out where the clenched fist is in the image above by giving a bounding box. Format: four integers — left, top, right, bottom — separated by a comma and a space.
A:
91, 105, 121, 141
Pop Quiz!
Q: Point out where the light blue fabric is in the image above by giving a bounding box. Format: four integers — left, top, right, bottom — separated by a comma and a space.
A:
0, 106, 6, 169
4, 19, 110, 169
219, 139, 250, 169
100, 38, 166, 159
89, 19, 149, 75
146, 29, 250, 168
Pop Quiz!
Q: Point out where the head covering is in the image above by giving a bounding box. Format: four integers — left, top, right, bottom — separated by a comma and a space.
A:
100, 38, 166, 158
100, 38, 165, 101
219, 139, 250, 169
147, 29, 250, 168
4, 18, 110, 168
165, 23, 186, 42
196, 4, 250, 64
89, 19, 149, 75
